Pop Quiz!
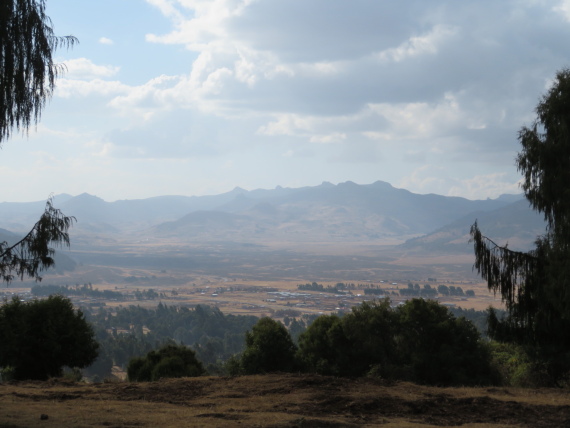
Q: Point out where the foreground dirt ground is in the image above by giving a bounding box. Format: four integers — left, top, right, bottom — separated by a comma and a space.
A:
1, 374, 569, 427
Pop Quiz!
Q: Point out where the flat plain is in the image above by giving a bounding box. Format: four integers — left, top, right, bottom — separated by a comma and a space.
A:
8, 237, 505, 317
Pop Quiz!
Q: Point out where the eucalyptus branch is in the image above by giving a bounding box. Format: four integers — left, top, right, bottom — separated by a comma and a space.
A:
0, 198, 75, 284
469, 221, 541, 316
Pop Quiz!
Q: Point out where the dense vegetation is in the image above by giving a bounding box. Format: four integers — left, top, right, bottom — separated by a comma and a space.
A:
0, 296, 98, 380
127, 344, 204, 382
227, 299, 498, 386
32, 283, 124, 300
298, 281, 475, 298
81, 303, 258, 379
0, 292, 537, 387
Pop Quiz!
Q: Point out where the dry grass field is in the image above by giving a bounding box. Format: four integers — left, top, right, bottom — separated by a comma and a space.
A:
1, 374, 569, 427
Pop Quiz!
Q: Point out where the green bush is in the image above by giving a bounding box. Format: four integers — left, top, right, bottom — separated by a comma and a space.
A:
0, 295, 99, 380
224, 354, 243, 376
296, 298, 498, 386
127, 344, 205, 382
488, 341, 547, 387
297, 314, 344, 375
395, 299, 498, 386
240, 317, 297, 374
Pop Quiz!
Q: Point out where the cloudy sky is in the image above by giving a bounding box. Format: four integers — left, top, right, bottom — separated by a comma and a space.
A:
3, 0, 570, 202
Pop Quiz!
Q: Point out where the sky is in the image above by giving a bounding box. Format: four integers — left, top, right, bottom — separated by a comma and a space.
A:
3, 0, 570, 202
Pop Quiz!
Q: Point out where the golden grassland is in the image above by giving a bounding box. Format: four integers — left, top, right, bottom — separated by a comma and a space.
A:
1, 374, 569, 427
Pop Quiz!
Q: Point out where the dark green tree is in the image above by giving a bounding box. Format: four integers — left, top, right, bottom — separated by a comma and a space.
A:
127, 344, 205, 382
395, 299, 496, 386
240, 317, 297, 374
470, 69, 570, 382
0, 295, 98, 380
338, 299, 397, 377
297, 314, 344, 375
297, 299, 496, 385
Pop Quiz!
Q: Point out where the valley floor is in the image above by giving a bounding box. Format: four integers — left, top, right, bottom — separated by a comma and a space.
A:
0, 374, 568, 427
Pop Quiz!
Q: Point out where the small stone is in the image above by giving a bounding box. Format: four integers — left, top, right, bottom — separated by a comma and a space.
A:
40, 414, 48, 420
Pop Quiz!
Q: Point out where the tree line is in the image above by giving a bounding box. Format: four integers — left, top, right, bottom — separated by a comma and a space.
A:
299, 281, 475, 298
224, 299, 497, 386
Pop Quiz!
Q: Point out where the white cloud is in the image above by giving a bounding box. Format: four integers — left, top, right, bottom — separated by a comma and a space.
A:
99, 37, 114, 45
62, 58, 120, 80
18, 0, 570, 202
257, 114, 313, 136
309, 133, 346, 144
400, 166, 521, 200
447, 173, 522, 200
553, 0, 570, 21
375, 25, 457, 63
55, 79, 130, 99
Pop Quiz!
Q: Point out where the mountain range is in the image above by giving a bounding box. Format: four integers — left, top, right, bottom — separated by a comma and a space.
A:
0, 181, 545, 250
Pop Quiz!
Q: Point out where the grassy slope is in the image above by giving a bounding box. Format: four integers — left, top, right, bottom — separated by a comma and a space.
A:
1, 374, 569, 427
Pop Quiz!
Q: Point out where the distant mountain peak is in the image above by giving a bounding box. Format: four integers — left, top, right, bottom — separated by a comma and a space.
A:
230, 186, 248, 194
369, 180, 394, 189
74, 192, 105, 201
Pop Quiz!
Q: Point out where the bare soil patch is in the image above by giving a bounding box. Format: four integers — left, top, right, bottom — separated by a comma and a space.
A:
1, 374, 568, 427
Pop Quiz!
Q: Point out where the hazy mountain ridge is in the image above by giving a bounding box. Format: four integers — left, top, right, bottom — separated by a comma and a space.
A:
0, 181, 528, 246
147, 181, 523, 243
145, 181, 520, 242
402, 199, 546, 253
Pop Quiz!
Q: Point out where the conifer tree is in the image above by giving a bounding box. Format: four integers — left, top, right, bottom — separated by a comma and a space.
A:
471, 69, 570, 381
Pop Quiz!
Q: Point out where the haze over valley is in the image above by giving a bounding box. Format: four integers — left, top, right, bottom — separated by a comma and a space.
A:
0, 181, 545, 314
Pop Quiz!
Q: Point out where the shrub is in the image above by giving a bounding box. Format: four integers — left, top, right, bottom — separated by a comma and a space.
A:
296, 298, 498, 386
395, 299, 498, 386
0, 295, 98, 380
127, 344, 205, 382
240, 317, 297, 374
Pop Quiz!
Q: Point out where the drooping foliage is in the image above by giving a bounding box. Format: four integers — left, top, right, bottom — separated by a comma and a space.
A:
0, 0, 77, 143
0, 198, 75, 283
0, 2, 76, 283
0, 295, 99, 380
470, 69, 570, 382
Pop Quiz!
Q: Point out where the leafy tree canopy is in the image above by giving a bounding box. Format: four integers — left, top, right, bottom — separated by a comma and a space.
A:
127, 344, 205, 382
0, 295, 98, 380
297, 299, 496, 386
240, 317, 297, 374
